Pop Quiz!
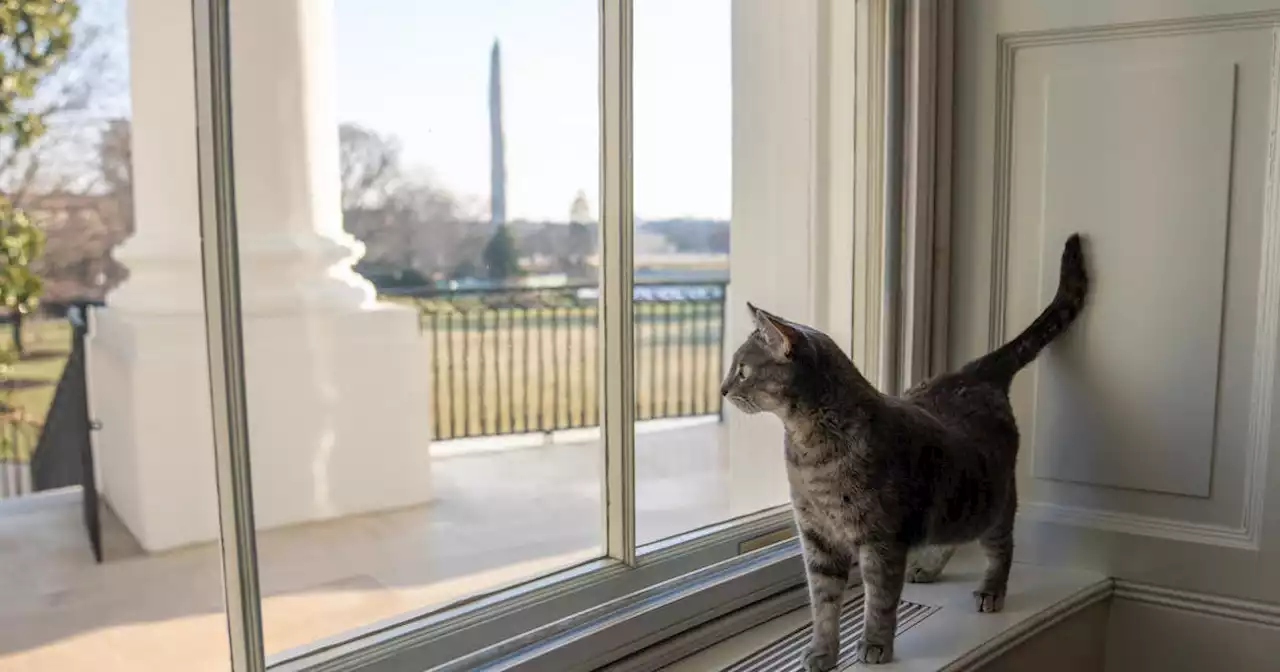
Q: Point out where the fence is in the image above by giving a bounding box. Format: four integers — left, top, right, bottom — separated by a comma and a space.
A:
391, 281, 728, 441
29, 305, 102, 561
0, 305, 102, 562
0, 417, 39, 498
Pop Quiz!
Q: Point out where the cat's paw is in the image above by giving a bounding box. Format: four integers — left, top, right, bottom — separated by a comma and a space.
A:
906, 564, 942, 584
974, 590, 1006, 613
852, 640, 894, 665
801, 644, 839, 671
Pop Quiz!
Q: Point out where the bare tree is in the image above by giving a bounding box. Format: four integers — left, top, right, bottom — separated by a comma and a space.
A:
0, 10, 127, 203
338, 123, 489, 282
339, 123, 402, 211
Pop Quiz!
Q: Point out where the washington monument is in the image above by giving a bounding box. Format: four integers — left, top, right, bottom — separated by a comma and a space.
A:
489, 39, 507, 227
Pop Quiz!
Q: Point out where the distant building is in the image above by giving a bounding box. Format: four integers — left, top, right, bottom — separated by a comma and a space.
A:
570, 190, 591, 224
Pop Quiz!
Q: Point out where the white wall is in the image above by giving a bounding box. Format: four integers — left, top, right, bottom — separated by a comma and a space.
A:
951, 1, 1280, 667
1106, 591, 1280, 671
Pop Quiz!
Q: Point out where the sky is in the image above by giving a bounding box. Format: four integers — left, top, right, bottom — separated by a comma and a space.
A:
333, 0, 731, 222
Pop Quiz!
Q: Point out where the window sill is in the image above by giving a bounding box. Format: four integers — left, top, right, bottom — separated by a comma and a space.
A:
659, 549, 1111, 672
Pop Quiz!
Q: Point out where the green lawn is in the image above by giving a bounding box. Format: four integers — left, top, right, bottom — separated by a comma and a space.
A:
0, 318, 71, 460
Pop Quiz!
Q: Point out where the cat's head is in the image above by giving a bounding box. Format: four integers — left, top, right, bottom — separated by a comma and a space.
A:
720, 302, 843, 417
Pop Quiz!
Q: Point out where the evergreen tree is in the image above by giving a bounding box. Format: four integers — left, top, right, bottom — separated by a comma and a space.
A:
0, 0, 79, 355
482, 224, 520, 280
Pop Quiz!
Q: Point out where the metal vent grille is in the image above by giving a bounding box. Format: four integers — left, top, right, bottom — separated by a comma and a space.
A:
722, 595, 939, 672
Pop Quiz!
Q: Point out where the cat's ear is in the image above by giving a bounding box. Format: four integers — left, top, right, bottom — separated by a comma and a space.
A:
748, 303, 798, 358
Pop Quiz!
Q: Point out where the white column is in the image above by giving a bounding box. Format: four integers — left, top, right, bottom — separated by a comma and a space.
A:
88, 0, 433, 552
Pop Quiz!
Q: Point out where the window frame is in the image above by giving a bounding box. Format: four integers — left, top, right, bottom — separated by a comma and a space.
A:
188, 0, 949, 669
191, 0, 267, 668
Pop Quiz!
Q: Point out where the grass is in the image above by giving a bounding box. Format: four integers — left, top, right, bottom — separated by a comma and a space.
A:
0, 319, 71, 460
1, 319, 72, 419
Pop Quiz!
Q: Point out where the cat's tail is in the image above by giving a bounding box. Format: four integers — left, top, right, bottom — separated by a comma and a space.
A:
965, 234, 1089, 386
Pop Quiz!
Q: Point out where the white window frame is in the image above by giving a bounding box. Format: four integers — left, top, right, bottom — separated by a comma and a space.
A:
188, 0, 950, 669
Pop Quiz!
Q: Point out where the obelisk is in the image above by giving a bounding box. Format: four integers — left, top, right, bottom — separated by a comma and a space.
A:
489, 39, 507, 227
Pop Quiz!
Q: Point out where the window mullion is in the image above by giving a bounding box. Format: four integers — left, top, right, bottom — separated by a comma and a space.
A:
899, 0, 955, 387
599, 0, 637, 566
879, 0, 907, 395
190, 0, 266, 669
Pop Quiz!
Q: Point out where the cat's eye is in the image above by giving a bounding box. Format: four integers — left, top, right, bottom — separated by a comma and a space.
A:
738, 364, 752, 379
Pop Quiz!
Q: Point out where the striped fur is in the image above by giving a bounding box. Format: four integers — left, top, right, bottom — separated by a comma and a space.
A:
721, 236, 1089, 669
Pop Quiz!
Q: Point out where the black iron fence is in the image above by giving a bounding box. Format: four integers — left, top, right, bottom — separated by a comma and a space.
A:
389, 281, 728, 441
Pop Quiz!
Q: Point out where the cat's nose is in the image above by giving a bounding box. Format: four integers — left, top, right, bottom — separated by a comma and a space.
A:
719, 382, 730, 397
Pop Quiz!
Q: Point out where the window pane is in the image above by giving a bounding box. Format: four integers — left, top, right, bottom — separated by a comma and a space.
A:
632, 0, 743, 545
634, 0, 814, 545
228, 0, 603, 657
0, 1, 237, 670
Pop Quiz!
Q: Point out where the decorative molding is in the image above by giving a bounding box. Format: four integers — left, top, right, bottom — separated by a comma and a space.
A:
991, 12, 1280, 549
1001, 10, 1280, 50
985, 21, 1015, 352
1113, 580, 1280, 629
1020, 502, 1257, 550
988, 9, 1280, 351
942, 579, 1113, 672
946, 579, 1280, 672
618, 577, 1280, 671
1239, 24, 1280, 557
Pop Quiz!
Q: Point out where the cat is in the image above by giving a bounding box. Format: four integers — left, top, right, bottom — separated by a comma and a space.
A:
720, 234, 1089, 669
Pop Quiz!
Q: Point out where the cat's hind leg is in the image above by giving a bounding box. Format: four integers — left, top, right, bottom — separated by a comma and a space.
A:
975, 485, 1017, 613
906, 544, 956, 584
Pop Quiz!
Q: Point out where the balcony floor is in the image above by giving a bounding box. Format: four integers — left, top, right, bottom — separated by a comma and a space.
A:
0, 419, 782, 671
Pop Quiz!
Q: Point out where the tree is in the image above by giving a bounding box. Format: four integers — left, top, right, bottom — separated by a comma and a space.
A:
1, 5, 124, 203
0, 200, 44, 354
97, 118, 132, 219
337, 123, 491, 282
339, 123, 401, 211
25, 118, 132, 302
482, 224, 520, 281
0, 0, 80, 355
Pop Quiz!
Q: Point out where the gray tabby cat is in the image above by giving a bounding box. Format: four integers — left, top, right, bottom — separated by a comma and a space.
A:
720, 234, 1088, 668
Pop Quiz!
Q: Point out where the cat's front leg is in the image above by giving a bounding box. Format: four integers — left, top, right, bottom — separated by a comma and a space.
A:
799, 528, 853, 672
856, 541, 908, 664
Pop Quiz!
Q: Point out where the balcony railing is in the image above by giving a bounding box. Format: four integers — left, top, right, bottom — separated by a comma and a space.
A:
388, 281, 728, 441
0, 416, 38, 498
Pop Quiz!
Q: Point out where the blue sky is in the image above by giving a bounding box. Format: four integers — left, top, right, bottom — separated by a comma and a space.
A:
334, 0, 731, 221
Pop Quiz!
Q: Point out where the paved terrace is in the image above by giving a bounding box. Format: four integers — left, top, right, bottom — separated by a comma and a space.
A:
0, 420, 782, 671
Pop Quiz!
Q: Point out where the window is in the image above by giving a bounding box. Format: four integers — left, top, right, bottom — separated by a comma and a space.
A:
0, 0, 916, 670
232, 0, 606, 656
0, 2, 237, 670
631, 0, 759, 547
